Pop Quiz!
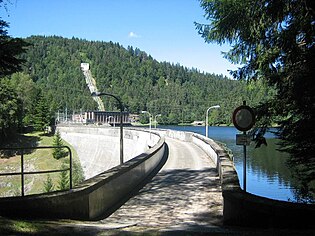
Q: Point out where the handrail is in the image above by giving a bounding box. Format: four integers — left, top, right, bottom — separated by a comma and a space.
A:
0, 129, 165, 220
0, 146, 72, 196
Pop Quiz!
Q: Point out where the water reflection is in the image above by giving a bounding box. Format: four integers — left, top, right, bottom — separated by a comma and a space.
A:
234, 139, 295, 201
158, 125, 312, 203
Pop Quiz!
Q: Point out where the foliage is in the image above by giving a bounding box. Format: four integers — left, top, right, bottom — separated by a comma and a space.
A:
52, 130, 66, 159
21, 36, 97, 113
43, 174, 54, 193
58, 161, 69, 190
72, 159, 85, 186
0, 12, 28, 140
19, 36, 272, 125
8, 73, 39, 127
139, 113, 150, 124
33, 91, 52, 132
0, 17, 29, 77
0, 79, 22, 140
196, 0, 315, 191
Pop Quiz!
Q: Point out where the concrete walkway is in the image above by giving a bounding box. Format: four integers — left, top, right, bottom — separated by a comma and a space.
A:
99, 137, 223, 232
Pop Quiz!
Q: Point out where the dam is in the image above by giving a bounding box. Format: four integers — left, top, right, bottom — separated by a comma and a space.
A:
59, 126, 159, 179
0, 125, 314, 230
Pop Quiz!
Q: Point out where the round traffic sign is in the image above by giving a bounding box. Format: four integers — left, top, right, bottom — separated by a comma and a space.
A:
232, 105, 255, 132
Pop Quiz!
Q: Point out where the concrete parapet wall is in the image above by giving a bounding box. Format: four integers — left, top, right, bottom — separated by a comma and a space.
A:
165, 129, 192, 142
164, 130, 315, 228
0, 128, 165, 220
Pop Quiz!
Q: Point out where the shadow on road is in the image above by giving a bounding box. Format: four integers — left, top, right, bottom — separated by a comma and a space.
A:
101, 165, 223, 231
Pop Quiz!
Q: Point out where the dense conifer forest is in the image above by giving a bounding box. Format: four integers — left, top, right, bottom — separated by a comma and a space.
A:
20, 36, 273, 124
1, 35, 274, 141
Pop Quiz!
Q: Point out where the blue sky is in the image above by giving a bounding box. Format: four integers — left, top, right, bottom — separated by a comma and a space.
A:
1, 0, 238, 77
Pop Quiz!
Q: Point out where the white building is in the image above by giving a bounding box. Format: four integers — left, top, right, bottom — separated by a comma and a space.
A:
80, 63, 90, 71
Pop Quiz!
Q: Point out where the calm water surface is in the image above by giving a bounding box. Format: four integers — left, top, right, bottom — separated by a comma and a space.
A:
158, 125, 304, 202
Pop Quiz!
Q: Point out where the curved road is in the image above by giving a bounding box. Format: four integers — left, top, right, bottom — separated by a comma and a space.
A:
99, 137, 223, 232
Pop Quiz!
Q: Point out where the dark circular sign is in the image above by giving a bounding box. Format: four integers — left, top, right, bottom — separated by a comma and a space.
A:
232, 105, 255, 132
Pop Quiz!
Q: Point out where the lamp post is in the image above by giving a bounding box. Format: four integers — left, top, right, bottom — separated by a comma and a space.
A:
205, 105, 220, 138
91, 92, 124, 165
154, 114, 161, 129
141, 111, 152, 138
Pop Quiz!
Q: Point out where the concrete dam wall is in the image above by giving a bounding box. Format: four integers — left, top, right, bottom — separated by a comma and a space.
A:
57, 126, 160, 179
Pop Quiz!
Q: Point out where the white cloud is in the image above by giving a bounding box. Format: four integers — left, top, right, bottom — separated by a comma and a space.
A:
128, 31, 141, 38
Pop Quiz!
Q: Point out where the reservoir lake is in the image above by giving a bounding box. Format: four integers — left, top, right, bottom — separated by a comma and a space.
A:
157, 125, 307, 203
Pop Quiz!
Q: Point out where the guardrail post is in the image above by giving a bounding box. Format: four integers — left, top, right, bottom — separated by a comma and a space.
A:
21, 149, 25, 197
67, 146, 73, 189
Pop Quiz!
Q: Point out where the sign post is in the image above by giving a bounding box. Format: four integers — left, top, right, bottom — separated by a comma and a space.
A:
232, 101, 255, 192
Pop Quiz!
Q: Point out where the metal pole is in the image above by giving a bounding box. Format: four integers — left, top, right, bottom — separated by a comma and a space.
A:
243, 131, 247, 192
119, 106, 123, 165
206, 109, 209, 138
154, 114, 161, 129
243, 100, 247, 192
206, 105, 220, 138
21, 150, 24, 196
141, 111, 152, 139
91, 92, 124, 165
149, 116, 152, 139
67, 146, 73, 189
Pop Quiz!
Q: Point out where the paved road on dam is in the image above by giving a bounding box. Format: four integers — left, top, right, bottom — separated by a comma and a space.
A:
99, 137, 223, 232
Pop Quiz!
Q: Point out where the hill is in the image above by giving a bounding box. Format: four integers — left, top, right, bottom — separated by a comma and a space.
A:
19, 35, 272, 125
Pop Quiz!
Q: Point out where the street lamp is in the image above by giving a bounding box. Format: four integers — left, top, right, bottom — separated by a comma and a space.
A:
91, 92, 124, 165
154, 114, 161, 129
141, 111, 152, 138
205, 105, 220, 138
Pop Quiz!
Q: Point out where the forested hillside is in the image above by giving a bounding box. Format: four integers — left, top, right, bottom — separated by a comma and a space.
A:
20, 35, 272, 124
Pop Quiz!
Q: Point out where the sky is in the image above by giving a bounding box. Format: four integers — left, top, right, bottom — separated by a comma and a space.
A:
1, 0, 238, 77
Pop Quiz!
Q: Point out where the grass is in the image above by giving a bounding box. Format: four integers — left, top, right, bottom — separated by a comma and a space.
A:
0, 217, 37, 234
0, 219, 46, 235
0, 131, 83, 197
0, 132, 87, 235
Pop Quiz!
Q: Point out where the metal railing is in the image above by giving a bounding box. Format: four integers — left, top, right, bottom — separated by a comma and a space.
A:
0, 146, 72, 196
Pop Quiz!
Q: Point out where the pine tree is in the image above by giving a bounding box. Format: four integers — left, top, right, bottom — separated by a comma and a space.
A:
58, 162, 69, 190
52, 130, 66, 159
0, 81, 22, 140
73, 160, 85, 186
0, 17, 29, 77
43, 174, 54, 193
33, 92, 51, 132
